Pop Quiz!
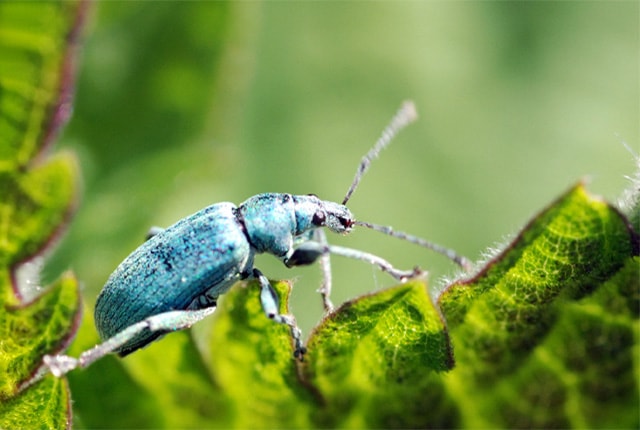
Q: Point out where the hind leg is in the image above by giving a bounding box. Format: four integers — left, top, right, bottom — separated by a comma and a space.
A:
44, 306, 217, 377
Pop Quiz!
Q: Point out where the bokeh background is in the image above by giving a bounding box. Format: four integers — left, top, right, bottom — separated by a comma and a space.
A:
49, 2, 638, 335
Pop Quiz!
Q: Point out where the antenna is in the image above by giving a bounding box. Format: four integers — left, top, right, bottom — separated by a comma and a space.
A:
338, 100, 472, 271
355, 221, 473, 271
342, 100, 418, 205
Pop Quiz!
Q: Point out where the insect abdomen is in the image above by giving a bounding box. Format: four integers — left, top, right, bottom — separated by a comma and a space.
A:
94, 203, 252, 354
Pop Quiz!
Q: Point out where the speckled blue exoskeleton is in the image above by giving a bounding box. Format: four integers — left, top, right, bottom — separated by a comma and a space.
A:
43, 101, 471, 377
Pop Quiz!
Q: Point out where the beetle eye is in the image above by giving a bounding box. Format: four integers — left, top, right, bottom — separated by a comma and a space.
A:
312, 211, 326, 226
339, 217, 354, 228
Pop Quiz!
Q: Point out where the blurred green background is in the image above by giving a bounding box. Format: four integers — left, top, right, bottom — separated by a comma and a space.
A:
49, 1, 638, 335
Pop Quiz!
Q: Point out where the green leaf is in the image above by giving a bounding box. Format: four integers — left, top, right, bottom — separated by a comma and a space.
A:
0, 374, 71, 429
0, 153, 78, 277
208, 280, 315, 429
0, 0, 84, 425
0, 1, 83, 171
67, 322, 222, 428
205, 279, 459, 429
0, 271, 80, 399
302, 280, 458, 428
439, 183, 638, 428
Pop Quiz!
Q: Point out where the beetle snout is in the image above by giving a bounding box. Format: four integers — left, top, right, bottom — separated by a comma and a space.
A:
322, 202, 355, 235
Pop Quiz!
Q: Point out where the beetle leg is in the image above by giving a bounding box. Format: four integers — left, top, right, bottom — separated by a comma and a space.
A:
284, 233, 334, 313
189, 289, 218, 310
145, 226, 165, 241
43, 306, 217, 377
253, 268, 306, 360
313, 229, 334, 313
327, 244, 424, 280
287, 241, 423, 282
285, 242, 325, 267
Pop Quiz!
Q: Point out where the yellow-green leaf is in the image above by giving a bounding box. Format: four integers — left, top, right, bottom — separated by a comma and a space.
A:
440, 184, 638, 428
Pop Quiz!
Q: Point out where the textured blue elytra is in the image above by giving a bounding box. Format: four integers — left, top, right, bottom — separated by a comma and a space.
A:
94, 193, 354, 355
95, 203, 252, 354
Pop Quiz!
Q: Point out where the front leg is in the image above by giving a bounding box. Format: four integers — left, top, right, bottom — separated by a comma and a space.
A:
313, 229, 334, 312
284, 236, 334, 312
253, 268, 306, 360
286, 241, 422, 281
284, 241, 325, 267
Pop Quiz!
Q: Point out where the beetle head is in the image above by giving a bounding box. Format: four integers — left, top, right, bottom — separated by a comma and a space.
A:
317, 200, 354, 234
292, 194, 354, 236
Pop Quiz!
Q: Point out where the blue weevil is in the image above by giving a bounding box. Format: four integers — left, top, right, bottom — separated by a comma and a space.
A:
43, 101, 471, 377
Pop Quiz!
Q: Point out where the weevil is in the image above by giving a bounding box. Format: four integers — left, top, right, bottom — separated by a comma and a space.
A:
43, 101, 472, 377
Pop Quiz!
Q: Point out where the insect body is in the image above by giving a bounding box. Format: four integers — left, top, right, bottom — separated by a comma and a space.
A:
95, 194, 352, 357
43, 101, 471, 377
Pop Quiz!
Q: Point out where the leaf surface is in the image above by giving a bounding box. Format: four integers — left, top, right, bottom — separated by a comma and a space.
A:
439, 184, 639, 428
0, 0, 85, 426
